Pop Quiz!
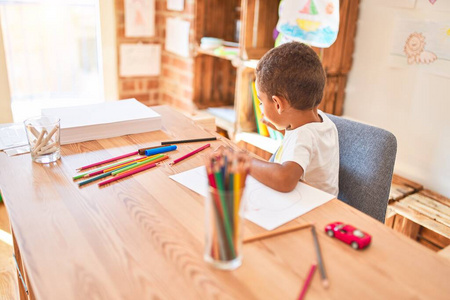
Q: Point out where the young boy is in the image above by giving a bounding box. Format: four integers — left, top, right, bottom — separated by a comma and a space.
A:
249, 42, 339, 195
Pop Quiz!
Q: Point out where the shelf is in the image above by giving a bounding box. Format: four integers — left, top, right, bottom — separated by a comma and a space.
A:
235, 132, 281, 154
243, 59, 258, 69
200, 106, 236, 138
197, 47, 239, 62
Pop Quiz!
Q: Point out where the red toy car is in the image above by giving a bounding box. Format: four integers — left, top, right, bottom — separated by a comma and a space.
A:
325, 222, 371, 249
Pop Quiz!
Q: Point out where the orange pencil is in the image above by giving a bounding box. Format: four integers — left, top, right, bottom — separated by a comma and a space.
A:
112, 155, 168, 176
102, 155, 158, 173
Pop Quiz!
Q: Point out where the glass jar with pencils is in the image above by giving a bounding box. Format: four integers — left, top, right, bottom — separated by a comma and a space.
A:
204, 149, 249, 270
24, 116, 61, 164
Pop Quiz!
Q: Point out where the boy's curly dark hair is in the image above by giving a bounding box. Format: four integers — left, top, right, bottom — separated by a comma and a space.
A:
256, 42, 326, 110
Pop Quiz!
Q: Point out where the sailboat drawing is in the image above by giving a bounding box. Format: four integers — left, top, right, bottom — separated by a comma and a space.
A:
297, 0, 321, 31
276, 0, 339, 48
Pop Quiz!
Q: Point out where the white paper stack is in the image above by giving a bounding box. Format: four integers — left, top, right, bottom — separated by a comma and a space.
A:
42, 99, 161, 145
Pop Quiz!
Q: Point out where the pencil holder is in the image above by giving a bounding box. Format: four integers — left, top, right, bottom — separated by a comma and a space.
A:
24, 116, 61, 164
204, 187, 246, 270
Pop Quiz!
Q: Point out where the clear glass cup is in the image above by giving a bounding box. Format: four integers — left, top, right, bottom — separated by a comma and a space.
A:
204, 187, 246, 270
24, 116, 61, 163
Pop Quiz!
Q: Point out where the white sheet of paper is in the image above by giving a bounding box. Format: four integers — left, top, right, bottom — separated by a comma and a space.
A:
169, 166, 335, 230
165, 18, 190, 58
125, 0, 155, 37
0, 123, 28, 151
120, 43, 161, 77
167, 0, 184, 11
4, 145, 30, 156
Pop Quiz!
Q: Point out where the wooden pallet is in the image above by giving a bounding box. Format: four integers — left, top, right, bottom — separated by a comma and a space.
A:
389, 189, 450, 251
389, 174, 423, 202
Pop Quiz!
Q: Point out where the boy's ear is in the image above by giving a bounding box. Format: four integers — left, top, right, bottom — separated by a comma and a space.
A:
272, 95, 289, 114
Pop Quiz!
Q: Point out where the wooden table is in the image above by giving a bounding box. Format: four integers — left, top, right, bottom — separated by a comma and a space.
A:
0, 106, 449, 300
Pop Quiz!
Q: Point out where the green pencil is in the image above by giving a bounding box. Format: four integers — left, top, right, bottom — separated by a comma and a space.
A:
78, 172, 113, 187
73, 157, 137, 180
214, 170, 236, 259
78, 164, 132, 187
111, 154, 164, 176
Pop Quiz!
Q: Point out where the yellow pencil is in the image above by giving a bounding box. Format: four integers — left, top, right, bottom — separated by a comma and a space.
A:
112, 155, 168, 176
102, 155, 159, 173
233, 171, 241, 246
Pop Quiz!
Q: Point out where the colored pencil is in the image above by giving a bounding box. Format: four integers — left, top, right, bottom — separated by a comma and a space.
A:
79, 171, 113, 187
102, 155, 156, 173
76, 151, 139, 171
311, 225, 329, 288
161, 137, 217, 145
111, 155, 166, 176
98, 162, 158, 186
213, 164, 236, 258
169, 144, 210, 165
233, 170, 241, 246
243, 223, 313, 243
138, 144, 172, 155
206, 165, 228, 260
145, 145, 177, 156
204, 150, 252, 263
73, 157, 137, 180
114, 155, 168, 176
78, 164, 131, 186
298, 263, 317, 300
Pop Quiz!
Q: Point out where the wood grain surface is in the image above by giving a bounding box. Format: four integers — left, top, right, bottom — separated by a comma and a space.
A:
0, 106, 449, 300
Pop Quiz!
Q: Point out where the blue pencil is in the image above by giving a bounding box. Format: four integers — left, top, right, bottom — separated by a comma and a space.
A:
145, 145, 177, 156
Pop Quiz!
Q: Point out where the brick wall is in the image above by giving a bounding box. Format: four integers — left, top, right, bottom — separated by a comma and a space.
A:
115, 0, 196, 111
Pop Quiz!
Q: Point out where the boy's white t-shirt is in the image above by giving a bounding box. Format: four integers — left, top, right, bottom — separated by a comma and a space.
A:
273, 110, 339, 196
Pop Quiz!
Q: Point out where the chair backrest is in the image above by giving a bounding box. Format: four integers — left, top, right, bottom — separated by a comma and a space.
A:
326, 114, 397, 222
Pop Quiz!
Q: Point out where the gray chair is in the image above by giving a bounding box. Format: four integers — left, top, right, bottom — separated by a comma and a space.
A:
327, 114, 397, 223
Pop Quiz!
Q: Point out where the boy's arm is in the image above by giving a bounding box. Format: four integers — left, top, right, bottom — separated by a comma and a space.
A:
249, 157, 303, 192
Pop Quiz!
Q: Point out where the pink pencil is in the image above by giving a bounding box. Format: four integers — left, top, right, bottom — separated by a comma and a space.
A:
169, 144, 211, 166
298, 263, 317, 300
83, 156, 149, 178
77, 151, 139, 171
98, 162, 157, 186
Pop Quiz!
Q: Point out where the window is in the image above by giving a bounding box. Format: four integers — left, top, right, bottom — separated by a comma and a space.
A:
0, 0, 104, 122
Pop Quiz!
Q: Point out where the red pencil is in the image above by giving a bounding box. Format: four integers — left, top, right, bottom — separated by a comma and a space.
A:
298, 263, 317, 300
77, 151, 139, 171
169, 144, 211, 165
98, 162, 157, 186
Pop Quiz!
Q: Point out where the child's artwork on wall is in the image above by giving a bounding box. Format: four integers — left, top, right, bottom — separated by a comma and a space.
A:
390, 18, 450, 77
276, 0, 339, 48
403, 32, 437, 64
416, 0, 450, 11
165, 18, 190, 57
120, 43, 161, 77
125, 0, 155, 37
167, 0, 184, 11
